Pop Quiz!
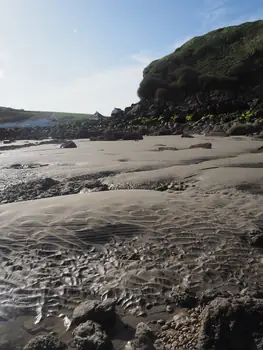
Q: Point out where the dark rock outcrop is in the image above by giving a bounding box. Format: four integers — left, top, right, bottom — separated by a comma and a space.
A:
198, 297, 263, 350
73, 320, 111, 350
23, 334, 67, 350
72, 299, 116, 330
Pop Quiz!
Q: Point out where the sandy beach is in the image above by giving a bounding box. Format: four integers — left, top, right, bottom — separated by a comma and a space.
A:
1, 135, 263, 349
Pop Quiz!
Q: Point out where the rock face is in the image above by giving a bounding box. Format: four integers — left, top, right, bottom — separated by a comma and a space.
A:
72, 299, 116, 329
73, 320, 111, 350
198, 297, 263, 350
60, 140, 77, 148
23, 334, 67, 350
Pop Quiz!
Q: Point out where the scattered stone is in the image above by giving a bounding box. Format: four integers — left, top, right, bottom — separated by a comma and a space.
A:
166, 305, 173, 313
181, 133, 194, 138
198, 297, 263, 350
72, 298, 116, 329
189, 142, 212, 149
23, 334, 67, 350
73, 320, 111, 350
157, 320, 165, 326
60, 140, 77, 148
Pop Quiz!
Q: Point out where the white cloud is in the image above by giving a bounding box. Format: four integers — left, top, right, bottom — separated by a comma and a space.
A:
0, 69, 5, 79
73, 28, 78, 33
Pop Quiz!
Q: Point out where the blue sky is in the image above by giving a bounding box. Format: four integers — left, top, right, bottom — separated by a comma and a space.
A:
0, 0, 262, 115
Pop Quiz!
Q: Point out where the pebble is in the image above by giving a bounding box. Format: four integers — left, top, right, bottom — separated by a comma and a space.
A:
166, 305, 174, 313
157, 319, 165, 325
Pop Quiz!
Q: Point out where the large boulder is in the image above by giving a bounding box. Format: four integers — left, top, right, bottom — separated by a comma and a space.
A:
73, 320, 111, 350
60, 140, 77, 149
198, 297, 263, 350
72, 299, 116, 329
226, 123, 256, 136
23, 334, 67, 350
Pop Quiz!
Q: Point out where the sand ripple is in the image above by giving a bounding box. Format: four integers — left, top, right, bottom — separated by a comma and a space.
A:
0, 189, 263, 321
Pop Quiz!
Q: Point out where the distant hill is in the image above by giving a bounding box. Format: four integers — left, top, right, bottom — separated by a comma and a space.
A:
0, 107, 96, 126
138, 20, 263, 102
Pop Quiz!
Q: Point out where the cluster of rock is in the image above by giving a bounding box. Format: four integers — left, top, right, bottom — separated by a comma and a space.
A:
23, 295, 263, 350
1, 94, 263, 142
0, 175, 110, 204
24, 298, 117, 350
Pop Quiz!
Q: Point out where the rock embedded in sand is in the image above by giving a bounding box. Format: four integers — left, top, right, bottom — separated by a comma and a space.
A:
23, 334, 67, 350
126, 323, 155, 350
72, 299, 116, 329
73, 320, 111, 350
60, 140, 77, 148
198, 297, 263, 350
226, 123, 256, 136
189, 142, 212, 149
135, 322, 154, 340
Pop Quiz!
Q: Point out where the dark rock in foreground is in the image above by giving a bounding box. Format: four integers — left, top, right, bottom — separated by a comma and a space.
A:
198, 297, 263, 350
60, 140, 77, 148
72, 299, 116, 330
73, 320, 111, 350
23, 334, 67, 350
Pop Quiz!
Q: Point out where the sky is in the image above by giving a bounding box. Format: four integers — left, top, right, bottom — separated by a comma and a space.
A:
0, 0, 262, 115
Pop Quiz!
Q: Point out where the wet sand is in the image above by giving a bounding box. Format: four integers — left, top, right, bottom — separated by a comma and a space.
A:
0, 135, 263, 349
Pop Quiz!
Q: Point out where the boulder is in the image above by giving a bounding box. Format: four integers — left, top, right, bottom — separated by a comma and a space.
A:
226, 123, 255, 136
23, 334, 67, 350
60, 140, 77, 149
189, 142, 212, 149
198, 297, 263, 350
181, 133, 194, 138
72, 299, 116, 329
73, 320, 111, 350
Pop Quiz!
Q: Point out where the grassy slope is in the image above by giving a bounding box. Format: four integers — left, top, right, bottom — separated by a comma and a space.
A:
139, 20, 263, 99
0, 108, 93, 124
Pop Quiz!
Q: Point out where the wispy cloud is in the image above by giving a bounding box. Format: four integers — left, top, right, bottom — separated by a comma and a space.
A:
131, 51, 155, 65
170, 36, 192, 51
199, 0, 230, 28
73, 28, 78, 33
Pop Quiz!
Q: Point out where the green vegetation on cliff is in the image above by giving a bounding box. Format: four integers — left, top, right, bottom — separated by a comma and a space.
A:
138, 20, 263, 101
0, 107, 93, 124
